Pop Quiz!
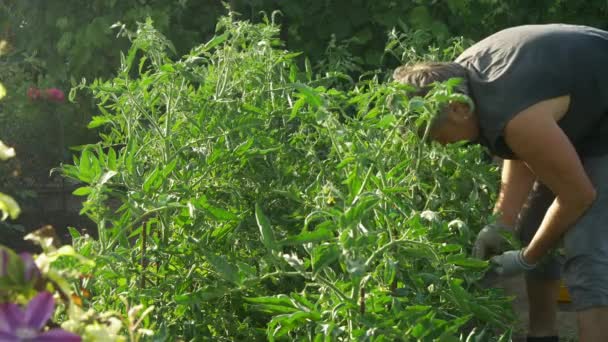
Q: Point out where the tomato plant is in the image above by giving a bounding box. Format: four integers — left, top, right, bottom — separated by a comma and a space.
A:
61, 16, 514, 340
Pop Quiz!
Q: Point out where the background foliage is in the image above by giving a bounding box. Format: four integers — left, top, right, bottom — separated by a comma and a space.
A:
2, 0, 608, 184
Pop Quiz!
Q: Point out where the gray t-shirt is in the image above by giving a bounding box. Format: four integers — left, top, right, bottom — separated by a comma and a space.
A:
455, 24, 608, 159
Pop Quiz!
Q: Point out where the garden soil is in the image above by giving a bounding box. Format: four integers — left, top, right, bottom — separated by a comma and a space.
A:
496, 275, 578, 341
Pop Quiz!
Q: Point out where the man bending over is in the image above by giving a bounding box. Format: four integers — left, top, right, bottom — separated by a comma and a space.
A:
393, 24, 608, 342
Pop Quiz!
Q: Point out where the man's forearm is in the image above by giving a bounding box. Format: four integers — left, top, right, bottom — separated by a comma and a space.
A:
523, 193, 596, 263
494, 160, 536, 227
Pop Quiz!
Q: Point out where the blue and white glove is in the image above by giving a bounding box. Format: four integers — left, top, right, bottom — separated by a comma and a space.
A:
490, 249, 537, 277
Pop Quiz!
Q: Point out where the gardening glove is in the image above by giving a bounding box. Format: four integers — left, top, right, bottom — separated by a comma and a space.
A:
490, 249, 536, 277
472, 223, 511, 260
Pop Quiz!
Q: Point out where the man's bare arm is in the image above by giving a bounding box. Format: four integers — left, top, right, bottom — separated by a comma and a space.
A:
494, 159, 536, 227
504, 98, 596, 264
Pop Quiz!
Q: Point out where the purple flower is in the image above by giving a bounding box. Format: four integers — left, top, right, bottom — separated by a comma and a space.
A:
0, 292, 81, 342
0, 251, 41, 283
18, 253, 40, 283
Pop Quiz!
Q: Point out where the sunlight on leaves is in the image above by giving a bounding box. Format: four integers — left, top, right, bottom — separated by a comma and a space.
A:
0, 41, 8, 56
0, 192, 20, 220
0, 140, 15, 160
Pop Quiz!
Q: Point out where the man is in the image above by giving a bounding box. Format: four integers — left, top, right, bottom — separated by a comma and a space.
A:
393, 24, 608, 342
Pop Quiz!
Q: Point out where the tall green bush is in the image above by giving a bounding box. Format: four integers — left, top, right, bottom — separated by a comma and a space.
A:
62, 17, 514, 340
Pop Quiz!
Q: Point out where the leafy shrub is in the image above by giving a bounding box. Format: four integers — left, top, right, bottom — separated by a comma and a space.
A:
61, 16, 515, 340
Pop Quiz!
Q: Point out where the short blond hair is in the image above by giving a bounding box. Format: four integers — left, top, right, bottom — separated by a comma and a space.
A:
392, 62, 470, 97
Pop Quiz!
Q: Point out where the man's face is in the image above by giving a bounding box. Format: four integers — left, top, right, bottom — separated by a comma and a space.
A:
429, 102, 479, 145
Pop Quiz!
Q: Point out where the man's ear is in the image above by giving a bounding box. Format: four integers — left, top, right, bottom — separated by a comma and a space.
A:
446, 101, 473, 122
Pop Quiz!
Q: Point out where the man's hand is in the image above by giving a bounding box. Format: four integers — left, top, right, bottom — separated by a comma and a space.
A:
472, 223, 511, 259
490, 249, 536, 277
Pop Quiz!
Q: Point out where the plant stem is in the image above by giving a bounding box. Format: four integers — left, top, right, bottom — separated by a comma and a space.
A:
140, 220, 147, 289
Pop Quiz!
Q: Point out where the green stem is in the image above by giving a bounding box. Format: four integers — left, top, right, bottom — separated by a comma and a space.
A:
107, 205, 183, 250
364, 237, 431, 267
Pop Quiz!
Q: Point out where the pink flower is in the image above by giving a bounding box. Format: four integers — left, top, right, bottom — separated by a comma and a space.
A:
43, 88, 65, 103
27, 87, 41, 101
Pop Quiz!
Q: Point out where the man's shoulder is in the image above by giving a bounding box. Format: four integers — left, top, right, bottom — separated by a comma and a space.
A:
457, 24, 608, 64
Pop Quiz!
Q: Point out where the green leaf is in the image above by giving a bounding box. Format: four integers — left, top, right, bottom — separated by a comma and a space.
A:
0, 246, 25, 287
204, 252, 240, 284
290, 97, 306, 120
206, 205, 238, 221
233, 138, 254, 156
282, 252, 305, 271
280, 228, 333, 246
292, 83, 323, 109
88, 115, 112, 128
409, 97, 426, 111
0, 82, 6, 100
405, 305, 432, 313
211, 223, 237, 239
400, 247, 434, 259
344, 195, 379, 225
304, 57, 312, 82
0, 193, 20, 220
161, 159, 178, 178
290, 293, 315, 311
255, 203, 276, 251
143, 168, 161, 193
175, 286, 227, 304
446, 255, 488, 269
78, 148, 93, 182
246, 295, 294, 306
202, 32, 229, 52
248, 303, 299, 315
246, 295, 301, 314
241, 103, 265, 115
125, 45, 139, 72
67, 227, 81, 240
376, 114, 396, 128
312, 244, 340, 275
54, 245, 95, 265
363, 107, 380, 120
98, 170, 118, 186
269, 311, 321, 338
383, 258, 397, 285
278, 52, 303, 61
289, 64, 298, 83
124, 139, 136, 174
72, 186, 93, 196
107, 148, 117, 170
160, 64, 175, 72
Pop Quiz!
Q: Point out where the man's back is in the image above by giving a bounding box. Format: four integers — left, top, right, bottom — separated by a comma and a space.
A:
456, 24, 608, 158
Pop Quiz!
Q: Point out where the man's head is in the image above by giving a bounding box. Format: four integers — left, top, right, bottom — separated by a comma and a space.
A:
393, 62, 479, 145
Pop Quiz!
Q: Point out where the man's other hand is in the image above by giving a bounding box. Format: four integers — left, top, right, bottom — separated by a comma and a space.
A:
472, 223, 511, 259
